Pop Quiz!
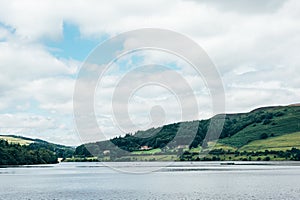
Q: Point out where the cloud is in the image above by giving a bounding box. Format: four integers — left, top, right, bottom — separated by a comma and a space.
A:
0, 21, 79, 108
0, 41, 77, 91
0, 0, 299, 145
195, 0, 287, 14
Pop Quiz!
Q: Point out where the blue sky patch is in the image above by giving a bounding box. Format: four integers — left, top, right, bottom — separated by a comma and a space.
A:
43, 22, 105, 61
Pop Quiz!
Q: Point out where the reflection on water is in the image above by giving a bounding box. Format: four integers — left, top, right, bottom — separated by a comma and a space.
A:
0, 162, 300, 200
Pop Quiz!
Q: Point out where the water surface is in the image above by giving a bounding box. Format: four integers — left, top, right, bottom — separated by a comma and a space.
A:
0, 162, 299, 200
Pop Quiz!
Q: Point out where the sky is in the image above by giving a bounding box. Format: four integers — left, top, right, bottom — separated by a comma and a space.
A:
0, 0, 299, 146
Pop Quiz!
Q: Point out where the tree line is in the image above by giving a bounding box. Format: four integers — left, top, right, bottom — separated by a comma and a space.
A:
0, 140, 58, 165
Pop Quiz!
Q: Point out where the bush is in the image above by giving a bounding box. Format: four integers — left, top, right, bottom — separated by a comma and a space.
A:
274, 112, 284, 117
260, 133, 268, 139
264, 156, 271, 161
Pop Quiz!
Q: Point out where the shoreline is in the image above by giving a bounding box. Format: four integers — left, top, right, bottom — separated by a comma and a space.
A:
1, 160, 300, 169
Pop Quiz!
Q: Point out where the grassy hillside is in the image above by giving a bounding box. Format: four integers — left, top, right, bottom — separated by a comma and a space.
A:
239, 132, 300, 151
72, 104, 300, 161
219, 106, 300, 147
0, 136, 34, 145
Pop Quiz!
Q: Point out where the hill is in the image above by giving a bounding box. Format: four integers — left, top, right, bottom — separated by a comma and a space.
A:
0, 135, 75, 165
72, 104, 300, 162
0, 135, 52, 146
219, 105, 300, 148
0, 140, 58, 165
0, 135, 34, 145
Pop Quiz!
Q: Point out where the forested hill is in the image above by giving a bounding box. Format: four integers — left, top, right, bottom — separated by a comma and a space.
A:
0, 135, 74, 165
73, 104, 300, 161
2, 104, 299, 164
0, 140, 58, 165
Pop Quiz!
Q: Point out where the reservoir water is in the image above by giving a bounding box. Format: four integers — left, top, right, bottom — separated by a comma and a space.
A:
0, 162, 299, 200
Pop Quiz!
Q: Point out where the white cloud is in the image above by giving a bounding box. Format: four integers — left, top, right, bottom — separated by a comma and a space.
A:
0, 113, 55, 129
197, 0, 287, 14
0, 0, 299, 145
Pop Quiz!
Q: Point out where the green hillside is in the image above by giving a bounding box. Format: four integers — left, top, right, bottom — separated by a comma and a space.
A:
0, 135, 75, 165
71, 104, 300, 162
219, 106, 300, 148
239, 132, 300, 151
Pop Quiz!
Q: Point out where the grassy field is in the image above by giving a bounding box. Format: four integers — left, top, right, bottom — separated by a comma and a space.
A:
0, 136, 34, 145
189, 146, 202, 153
239, 132, 300, 151
64, 157, 100, 162
131, 148, 162, 155
123, 154, 177, 161
208, 141, 238, 151
199, 154, 287, 161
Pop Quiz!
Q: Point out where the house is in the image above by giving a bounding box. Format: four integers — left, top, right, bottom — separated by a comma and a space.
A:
140, 146, 151, 150
103, 150, 110, 155
177, 145, 188, 149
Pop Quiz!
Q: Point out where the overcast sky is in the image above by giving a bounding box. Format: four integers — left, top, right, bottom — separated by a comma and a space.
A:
0, 0, 299, 145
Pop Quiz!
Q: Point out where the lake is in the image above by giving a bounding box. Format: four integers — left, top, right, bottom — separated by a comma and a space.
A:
0, 162, 300, 200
